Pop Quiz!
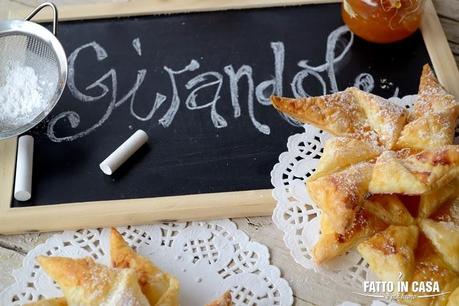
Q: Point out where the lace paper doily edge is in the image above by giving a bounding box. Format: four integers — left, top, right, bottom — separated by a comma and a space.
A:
1, 219, 294, 306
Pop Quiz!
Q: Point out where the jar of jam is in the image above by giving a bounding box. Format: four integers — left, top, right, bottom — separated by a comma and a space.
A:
342, 0, 425, 43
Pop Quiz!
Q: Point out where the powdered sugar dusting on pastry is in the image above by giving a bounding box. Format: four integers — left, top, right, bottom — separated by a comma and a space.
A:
85, 262, 114, 302
331, 162, 373, 203
273, 65, 459, 298
352, 129, 381, 147
309, 136, 381, 181
326, 90, 368, 134
273, 87, 411, 149
374, 96, 407, 139
101, 285, 148, 306
437, 221, 459, 231
99, 269, 150, 306
396, 112, 458, 150
43, 257, 150, 306
347, 87, 408, 149
412, 65, 459, 120
271, 90, 369, 137
308, 161, 374, 234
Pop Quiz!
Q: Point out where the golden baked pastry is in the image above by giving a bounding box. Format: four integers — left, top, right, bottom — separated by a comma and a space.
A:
402, 145, 459, 192
447, 286, 459, 306
358, 225, 418, 282
431, 197, 459, 225
37, 256, 150, 306
402, 235, 459, 306
411, 65, 459, 120
395, 147, 418, 159
349, 87, 408, 149
25, 298, 67, 306
313, 207, 387, 263
155, 285, 180, 306
30, 230, 233, 306
271, 87, 407, 149
24, 284, 231, 306
396, 65, 459, 151
271, 90, 367, 136
370, 146, 459, 196
205, 291, 233, 306
363, 194, 415, 226
110, 228, 180, 306
396, 112, 458, 151
420, 219, 459, 273
369, 151, 428, 195
273, 64, 459, 303
308, 162, 374, 234
419, 177, 459, 218
309, 137, 381, 181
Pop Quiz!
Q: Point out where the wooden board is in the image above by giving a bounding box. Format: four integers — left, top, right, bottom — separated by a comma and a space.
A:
0, 0, 458, 234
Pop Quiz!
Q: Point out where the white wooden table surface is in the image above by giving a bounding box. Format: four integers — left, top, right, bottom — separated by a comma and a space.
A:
0, 1, 458, 305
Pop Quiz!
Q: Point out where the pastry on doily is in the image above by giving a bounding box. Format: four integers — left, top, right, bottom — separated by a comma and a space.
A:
271, 90, 367, 136
402, 145, 459, 192
37, 256, 150, 306
205, 291, 233, 306
411, 65, 459, 120
309, 137, 381, 181
400, 235, 459, 306
420, 219, 459, 273
348, 87, 408, 149
25, 298, 67, 306
357, 225, 418, 282
31, 230, 234, 306
312, 207, 387, 263
308, 162, 374, 234
395, 111, 458, 151
363, 194, 415, 226
396, 65, 459, 151
110, 228, 180, 306
27, 291, 233, 306
369, 151, 428, 195
272, 63, 459, 302
419, 177, 459, 218
271, 87, 407, 149
369, 146, 459, 196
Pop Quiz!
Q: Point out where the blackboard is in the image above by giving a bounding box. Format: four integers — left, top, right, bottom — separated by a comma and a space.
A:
1, 0, 457, 233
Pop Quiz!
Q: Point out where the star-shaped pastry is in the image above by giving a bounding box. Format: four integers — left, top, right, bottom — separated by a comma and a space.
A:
27, 229, 233, 306
272, 64, 459, 305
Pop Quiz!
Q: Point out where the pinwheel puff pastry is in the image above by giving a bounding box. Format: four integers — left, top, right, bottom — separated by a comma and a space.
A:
272, 64, 459, 306
26, 228, 232, 306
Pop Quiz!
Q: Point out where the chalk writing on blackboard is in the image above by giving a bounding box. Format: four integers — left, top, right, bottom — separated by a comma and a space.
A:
354, 73, 375, 92
132, 38, 142, 57
46, 25, 399, 143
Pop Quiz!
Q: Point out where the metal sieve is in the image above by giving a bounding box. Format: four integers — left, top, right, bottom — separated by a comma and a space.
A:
0, 2, 67, 139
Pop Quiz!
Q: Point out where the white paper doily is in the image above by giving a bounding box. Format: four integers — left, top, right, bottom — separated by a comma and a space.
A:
271, 95, 418, 292
0, 219, 293, 306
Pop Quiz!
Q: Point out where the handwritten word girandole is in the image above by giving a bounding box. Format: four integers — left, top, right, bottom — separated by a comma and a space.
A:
46, 26, 392, 143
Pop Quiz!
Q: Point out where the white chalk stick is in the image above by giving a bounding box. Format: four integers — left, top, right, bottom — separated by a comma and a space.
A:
100, 130, 148, 175
14, 135, 34, 201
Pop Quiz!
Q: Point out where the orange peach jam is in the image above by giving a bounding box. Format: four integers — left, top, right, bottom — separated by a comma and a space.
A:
342, 0, 424, 43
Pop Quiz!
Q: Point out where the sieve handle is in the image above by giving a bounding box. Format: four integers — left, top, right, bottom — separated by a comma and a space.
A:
25, 2, 59, 36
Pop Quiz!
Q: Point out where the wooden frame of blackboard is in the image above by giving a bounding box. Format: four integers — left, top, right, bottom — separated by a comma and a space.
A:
1, 0, 458, 234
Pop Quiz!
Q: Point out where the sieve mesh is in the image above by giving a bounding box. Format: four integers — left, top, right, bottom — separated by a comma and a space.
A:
0, 33, 60, 102
0, 2, 67, 139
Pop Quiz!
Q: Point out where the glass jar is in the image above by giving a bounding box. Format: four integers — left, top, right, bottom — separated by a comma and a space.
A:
342, 0, 425, 43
